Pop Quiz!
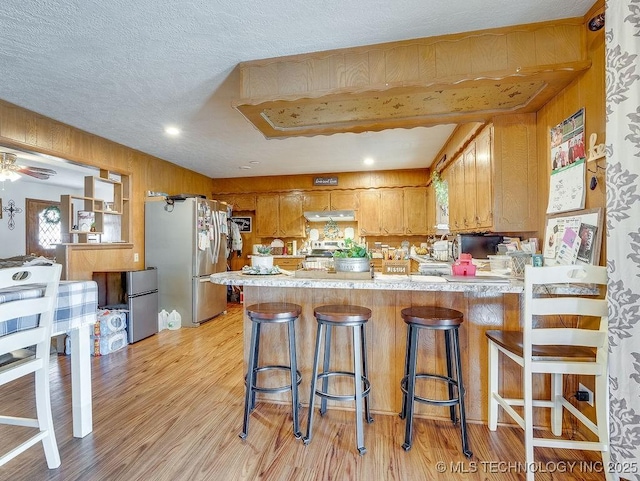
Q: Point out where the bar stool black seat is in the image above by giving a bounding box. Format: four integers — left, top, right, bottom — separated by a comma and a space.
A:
399, 306, 472, 458
240, 302, 302, 439
303, 304, 373, 455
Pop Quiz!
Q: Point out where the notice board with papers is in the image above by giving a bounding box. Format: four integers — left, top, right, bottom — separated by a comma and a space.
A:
542, 208, 602, 266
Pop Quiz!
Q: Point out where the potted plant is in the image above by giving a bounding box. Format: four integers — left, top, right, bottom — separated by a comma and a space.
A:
333, 238, 371, 272
251, 245, 274, 268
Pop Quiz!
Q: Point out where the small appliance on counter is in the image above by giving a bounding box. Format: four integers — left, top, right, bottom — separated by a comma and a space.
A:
302, 239, 347, 270
457, 234, 504, 259
452, 253, 477, 276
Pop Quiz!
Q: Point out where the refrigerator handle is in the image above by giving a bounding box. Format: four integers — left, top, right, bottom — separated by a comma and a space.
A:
211, 208, 220, 264
204, 199, 217, 265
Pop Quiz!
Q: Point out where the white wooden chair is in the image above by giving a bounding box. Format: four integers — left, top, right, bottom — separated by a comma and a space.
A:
486, 264, 614, 481
0, 264, 62, 469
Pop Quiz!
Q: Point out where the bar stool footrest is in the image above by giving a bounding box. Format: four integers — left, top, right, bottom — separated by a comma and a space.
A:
400, 374, 461, 407
315, 371, 371, 402
246, 365, 303, 394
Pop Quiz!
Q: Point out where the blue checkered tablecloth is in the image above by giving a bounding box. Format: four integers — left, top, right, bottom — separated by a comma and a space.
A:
0, 280, 98, 336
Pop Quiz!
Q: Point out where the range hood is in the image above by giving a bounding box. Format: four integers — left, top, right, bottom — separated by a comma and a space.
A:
304, 210, 355, 222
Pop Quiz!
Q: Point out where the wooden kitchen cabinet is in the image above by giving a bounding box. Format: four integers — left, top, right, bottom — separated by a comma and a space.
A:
274, 257, 303, 270
303, 191, 359, 212
302, 191, 330, 211
445, 115, 537, 233
381, 189, 404, 235
474, 126, 493, 229
404, 187, 429, 235
491, 114, 538, 232
358, 189, 405, 235
256, 193, 304, 237
218, 193, 256, 212
445, 155, 464, 232
462, 142, 477, 230
330, 190, 359, 210
426, 185, 436, 235
446, 129, 489, 232
357, 190, 381, 235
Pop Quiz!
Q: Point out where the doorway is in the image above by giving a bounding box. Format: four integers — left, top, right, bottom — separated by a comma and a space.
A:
25, 198, 61, 258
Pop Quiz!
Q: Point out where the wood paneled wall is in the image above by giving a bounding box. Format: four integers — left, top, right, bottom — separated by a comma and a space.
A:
0, 100, 214, 279
239, 19, 586, 102
211, 169, 429, 194
535, 1, 606, 424
535, 2, 606, 242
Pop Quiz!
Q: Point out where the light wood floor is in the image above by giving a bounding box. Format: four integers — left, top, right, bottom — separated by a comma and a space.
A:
0, 303, 605, 481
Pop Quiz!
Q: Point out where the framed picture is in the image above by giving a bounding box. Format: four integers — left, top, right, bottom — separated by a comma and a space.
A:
543, 207, 603, 266
231, 216, 252, 233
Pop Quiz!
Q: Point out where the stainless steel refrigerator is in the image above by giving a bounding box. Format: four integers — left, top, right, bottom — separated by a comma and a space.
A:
145, 196, 228, 327
92, 268, 159, 343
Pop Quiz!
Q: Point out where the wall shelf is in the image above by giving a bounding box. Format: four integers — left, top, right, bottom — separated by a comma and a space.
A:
60, 170, 131, 244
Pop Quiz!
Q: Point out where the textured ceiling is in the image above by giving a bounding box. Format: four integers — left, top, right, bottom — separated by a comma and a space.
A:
0, 0, 596, 179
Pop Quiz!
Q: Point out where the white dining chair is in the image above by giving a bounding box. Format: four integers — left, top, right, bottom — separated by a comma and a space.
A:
486, 264, 614, 481
0, 264, 62, 469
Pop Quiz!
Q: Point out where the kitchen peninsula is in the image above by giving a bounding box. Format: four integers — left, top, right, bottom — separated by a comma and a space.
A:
209, 271, 524, 425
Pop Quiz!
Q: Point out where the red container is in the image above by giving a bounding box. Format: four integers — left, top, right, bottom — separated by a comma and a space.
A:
452, 253, 477, 276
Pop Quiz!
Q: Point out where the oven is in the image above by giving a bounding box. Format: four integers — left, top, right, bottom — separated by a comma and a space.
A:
304, 240, 346, 270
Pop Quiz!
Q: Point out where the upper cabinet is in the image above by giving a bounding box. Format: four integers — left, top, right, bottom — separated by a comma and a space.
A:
404, 187, 430, 235
302, 192, 330, 211
60, 169, 130, 244
474, 126, 493, 229
357, 190, 381, 236
358, 188, 429, 236
445, 115, 538, 234
491, 114, 538, 232
218, 193, 256, 212
302, 190, 360, 211
330, 191, 359, 210
256, 193, 304, 237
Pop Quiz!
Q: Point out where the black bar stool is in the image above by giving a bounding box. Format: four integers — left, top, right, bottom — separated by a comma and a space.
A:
399, 306, 472, 458
303, 304, 373, 455
240, 302, 302, 439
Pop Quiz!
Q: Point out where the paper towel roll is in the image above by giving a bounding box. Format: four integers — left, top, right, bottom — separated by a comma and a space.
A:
94, 311, 127, 336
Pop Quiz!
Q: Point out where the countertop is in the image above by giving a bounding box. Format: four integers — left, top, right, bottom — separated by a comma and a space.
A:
209, 270, 524, 293
247, 255, 305, 259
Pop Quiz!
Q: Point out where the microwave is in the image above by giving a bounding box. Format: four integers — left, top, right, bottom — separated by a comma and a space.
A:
457, 234, 503, 259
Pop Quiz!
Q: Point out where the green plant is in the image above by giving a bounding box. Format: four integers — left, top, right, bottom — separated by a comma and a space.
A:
42, 205, 61, 224
431, 170, 448, 207
333, 238, 369, 258
256, 245, 272, 256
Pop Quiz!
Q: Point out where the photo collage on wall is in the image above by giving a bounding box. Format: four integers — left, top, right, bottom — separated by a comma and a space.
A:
547, 108, 587, 214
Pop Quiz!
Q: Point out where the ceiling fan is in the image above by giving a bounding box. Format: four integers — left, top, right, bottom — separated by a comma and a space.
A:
0, 151, 57, 181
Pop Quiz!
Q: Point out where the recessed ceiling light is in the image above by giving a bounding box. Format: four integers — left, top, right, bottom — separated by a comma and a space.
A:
239, 166, 251, 170
364, 157, 375, 165
249, 161, 260, 164
164, 126, 181, 136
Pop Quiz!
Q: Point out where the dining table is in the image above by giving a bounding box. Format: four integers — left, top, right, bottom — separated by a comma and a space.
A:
0, 279, 98, 438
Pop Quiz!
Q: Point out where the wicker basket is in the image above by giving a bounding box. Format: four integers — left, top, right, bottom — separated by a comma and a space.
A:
508, 252, 532, 278
270, 246, 284, 255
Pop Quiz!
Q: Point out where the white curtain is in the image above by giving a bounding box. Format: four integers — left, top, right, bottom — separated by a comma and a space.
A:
606, 0, 640, 479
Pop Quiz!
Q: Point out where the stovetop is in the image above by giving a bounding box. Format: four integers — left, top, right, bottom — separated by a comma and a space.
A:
306, 249, 336, 258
